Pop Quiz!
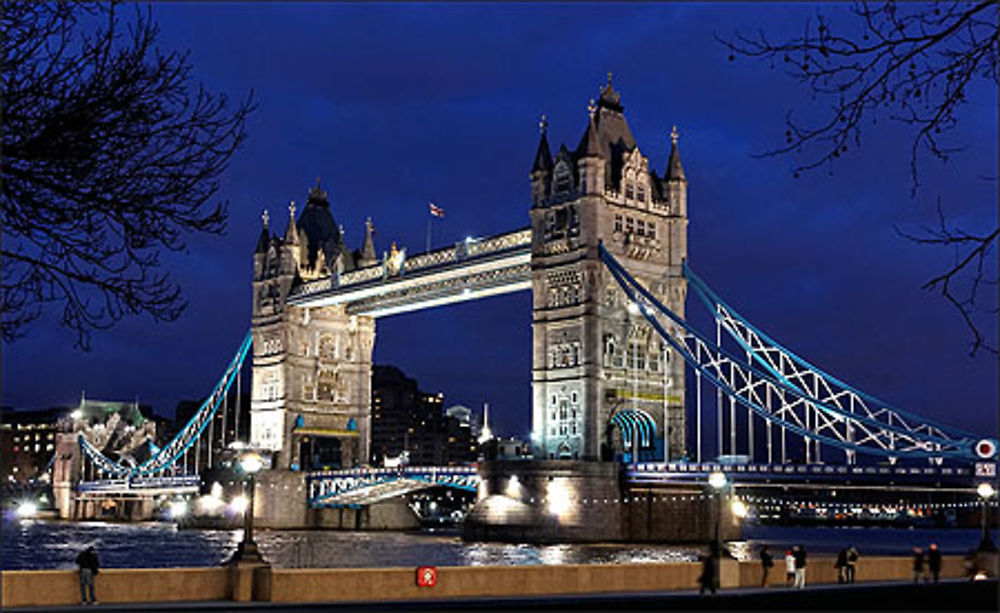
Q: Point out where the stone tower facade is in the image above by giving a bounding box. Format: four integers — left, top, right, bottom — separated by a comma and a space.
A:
529, 78, 688, 462
251, 184, 378, 470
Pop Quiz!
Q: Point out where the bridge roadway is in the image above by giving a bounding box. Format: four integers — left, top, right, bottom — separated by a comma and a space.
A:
303, 461, 988, 507
287, 228, 532, 317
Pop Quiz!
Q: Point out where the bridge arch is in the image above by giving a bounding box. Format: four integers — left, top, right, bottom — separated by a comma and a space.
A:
607, 408, 657, 463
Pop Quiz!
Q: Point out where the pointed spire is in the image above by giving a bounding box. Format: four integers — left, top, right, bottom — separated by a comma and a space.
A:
598, 71, 623, 111
478, 401, 493, 443
361, 217, 376, 263
285, 200, 299, 243
579, 98, 603, 158
666, 125, 686, 181
255, 208, 270, 253
531, 113, 553, 173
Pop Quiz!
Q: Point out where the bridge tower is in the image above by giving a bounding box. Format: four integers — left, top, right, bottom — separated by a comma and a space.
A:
529, 76, 687, 462
251, 184, 377, 470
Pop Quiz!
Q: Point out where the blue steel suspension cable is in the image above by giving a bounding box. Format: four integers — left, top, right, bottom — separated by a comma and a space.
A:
600, 245, 975, 460
683, 261, 980, 441
77, 332, 252, 478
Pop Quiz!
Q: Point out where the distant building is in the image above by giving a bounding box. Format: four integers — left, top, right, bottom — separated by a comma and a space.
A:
1, 407, 66, 485
371, 366, 477, 466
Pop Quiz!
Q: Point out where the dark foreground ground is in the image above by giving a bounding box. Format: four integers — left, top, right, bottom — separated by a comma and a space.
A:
6, 579, 998, 612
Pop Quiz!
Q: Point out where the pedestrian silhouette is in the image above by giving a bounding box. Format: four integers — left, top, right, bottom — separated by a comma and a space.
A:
927, 543, 942, 583
845, 544, 859, 583
75, 546, 100, 605
759, 545, 774, 587
792, 544, 807, 588
912, 546, 927, 583
698, 542, 720, 595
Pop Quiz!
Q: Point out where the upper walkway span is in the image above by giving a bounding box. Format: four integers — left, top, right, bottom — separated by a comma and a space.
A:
287, 228, 531, 317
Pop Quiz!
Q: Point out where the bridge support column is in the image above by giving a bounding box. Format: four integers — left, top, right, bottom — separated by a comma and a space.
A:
464, 460, 626, 543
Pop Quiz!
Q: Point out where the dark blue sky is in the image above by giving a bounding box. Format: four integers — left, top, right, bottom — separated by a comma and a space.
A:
4, 3, 996, 446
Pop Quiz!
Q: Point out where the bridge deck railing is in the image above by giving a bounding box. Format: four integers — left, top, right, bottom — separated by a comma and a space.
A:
291, 228, 532, 298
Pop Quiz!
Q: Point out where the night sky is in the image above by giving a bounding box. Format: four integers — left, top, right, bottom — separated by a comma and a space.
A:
4, 3, 996, 449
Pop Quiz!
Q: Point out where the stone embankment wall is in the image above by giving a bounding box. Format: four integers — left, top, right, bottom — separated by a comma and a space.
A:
2, 555, 985, 608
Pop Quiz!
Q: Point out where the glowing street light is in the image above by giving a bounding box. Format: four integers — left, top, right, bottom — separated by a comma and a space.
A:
169, 500, 188, 520
731, 498, 748, 519
230, 452, 266, 564
16, 501, 37, 519
977, 482, 997, 552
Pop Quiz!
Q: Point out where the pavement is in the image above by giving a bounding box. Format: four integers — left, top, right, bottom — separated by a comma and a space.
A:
5, 578, 998, 612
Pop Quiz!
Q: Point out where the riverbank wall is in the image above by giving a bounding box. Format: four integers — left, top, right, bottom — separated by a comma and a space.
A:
4, 554, 993, 608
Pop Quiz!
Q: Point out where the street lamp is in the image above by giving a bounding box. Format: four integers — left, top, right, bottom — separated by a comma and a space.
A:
977, 482, 996, 552
231, 452, 265, 564
707, 470, 728, 592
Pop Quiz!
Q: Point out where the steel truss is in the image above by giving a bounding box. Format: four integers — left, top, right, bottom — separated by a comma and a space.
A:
684, 264, 978, 464
600, 246, 978, 463
77, 332, 252, 483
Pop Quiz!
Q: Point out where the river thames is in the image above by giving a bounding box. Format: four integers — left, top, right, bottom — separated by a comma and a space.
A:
3, 519, 992, 570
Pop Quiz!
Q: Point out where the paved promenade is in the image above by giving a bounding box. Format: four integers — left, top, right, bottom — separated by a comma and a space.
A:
5, 579, 997, 612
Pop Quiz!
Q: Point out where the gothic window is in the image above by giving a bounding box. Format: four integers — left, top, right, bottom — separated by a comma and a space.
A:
568, 206, 580, 237
614, 215, 623, 233
319, 335, 336, 360
579, 169, 587, 193
625, 182, 634, 200
637, 184, 646, 202
555, 166, 571, 194
317, 370, 337, 401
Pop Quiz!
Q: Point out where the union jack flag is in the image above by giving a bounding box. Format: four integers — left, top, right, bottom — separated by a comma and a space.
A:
428, 202, 445, 218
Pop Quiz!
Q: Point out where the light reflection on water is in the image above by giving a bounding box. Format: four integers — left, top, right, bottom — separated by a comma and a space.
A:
3, 519, 990, 571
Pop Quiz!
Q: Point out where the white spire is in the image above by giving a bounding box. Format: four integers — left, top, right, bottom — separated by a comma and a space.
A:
478, 401, 493, 443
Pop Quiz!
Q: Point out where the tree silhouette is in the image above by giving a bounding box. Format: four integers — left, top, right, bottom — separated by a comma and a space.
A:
1, 2, 255, 348
717, 1, 998, 355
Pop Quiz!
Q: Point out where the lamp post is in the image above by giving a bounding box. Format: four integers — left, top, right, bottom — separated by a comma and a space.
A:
977, 482, 997, 552
707, 470, 728, 592
231, 452, 265, 564
708, 471, 728, 542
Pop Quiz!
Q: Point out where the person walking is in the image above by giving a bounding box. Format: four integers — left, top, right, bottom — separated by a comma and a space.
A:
698, 544, 718, 595
845, 544, 859, 584
792, 544, 807, 589
927, 543, 942, 583
759, 545, 774, 587
75, 546, 100, 605
784, 549, 795, 587
912, 546, 926, 583
834, 547, 848, 584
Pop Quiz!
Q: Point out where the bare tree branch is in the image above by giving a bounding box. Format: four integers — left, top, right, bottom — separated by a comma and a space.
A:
718, 1, 998, 355
1, 2, 255, 348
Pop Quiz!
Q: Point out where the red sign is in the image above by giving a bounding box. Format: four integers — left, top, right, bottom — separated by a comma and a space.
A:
416, 566, 437, 587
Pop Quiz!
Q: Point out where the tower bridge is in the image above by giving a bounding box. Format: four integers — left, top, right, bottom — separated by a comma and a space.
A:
57, 76, 997, 540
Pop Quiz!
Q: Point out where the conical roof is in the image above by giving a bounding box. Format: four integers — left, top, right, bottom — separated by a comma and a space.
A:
531, 116, 553, 173
295, 183, 343, 270
666, 126, 686, 181
255, 210, 270, 253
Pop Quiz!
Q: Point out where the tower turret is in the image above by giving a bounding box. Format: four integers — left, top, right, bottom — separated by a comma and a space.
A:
665, 126, 687, 216
575, 99, 605, 196
530, 115, 553, 208
359, 217, 377, 267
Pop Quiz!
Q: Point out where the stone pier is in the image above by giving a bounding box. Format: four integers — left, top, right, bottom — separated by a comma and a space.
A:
463, 460, 740, 543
